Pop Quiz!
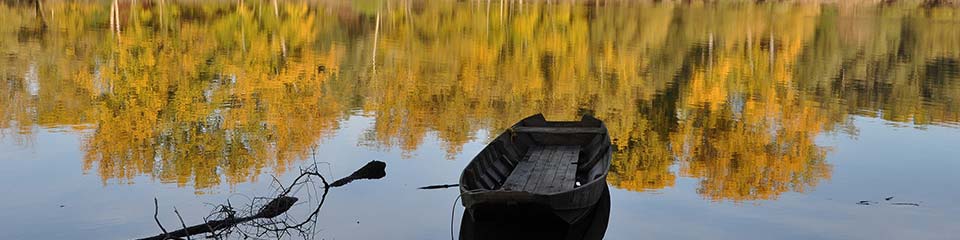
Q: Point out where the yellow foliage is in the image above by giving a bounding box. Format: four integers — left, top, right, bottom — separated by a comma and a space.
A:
0, 1, 957, 200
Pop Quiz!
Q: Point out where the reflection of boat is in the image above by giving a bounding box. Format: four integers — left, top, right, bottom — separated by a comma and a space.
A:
459, 114, 613, 224
460, 185, 610, 240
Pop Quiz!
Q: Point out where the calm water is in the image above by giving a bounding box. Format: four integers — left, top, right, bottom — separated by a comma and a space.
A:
1, 1, 960, 239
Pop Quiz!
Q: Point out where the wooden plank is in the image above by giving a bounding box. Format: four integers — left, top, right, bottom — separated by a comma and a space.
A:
500, 154, 516, 169
500, 145, 580, 194
550, 149, 568, 192
523, 146, 558, 192
537, 146, 564, 191
471, 169, 494, 189
501, 146, 541, 190
493, 140, 520, 162
512, 127, 605, 134
483, 150, 508, 179
522, 146, 554, 192
523, 146, 546, 192
557, 146, 580, 191
548, 146, 570, 193
539, 145, 579, 193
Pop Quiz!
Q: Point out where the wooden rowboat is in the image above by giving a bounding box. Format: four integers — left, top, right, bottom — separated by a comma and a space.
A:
459, 114, 612, 224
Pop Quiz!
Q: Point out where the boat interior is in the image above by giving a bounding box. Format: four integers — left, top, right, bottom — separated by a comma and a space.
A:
460, 114, 611, 194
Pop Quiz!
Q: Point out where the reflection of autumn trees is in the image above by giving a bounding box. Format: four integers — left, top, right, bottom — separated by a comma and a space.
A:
1, 1, 958, 200
795, 5, 960, 126
1, 1, 349, 190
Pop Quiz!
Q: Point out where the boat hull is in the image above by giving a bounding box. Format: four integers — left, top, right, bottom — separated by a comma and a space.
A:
459, 114, 613, 223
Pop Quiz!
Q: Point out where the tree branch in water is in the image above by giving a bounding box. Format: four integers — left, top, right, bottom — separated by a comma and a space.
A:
138, 160, 386, 240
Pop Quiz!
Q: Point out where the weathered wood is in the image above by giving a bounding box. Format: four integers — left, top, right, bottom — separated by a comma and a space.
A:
535, 146, 579, 193
500, 145, 579, 194
140, 161, 388, 240
555, 147, 579, 192
523, 146, 553, 192
493, 139, 520, 162
511, 127, 606, 134
486, 150, 510, 178
528, 146, 559, 192
459, 114, 612, 224
501, 146, 541, 190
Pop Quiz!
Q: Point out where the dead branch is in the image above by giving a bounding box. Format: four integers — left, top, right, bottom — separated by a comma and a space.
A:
173, 208, 190, 240
153, 198, 169, 239
137, 160, 386, 240
330, 160, 386, 187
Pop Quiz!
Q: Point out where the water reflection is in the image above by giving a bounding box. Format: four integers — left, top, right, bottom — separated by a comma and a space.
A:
460, 186, 610, 240
0, 1, 958, 202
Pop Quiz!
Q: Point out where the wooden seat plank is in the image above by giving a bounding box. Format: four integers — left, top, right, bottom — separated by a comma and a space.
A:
523, 146, 557, 192
556, 146, 579, 191
501, 145, 580, 194
537, 145, 578, 193
501, 146, 542, 190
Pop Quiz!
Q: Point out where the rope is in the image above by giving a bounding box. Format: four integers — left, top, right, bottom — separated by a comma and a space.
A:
450, 194, 463, 240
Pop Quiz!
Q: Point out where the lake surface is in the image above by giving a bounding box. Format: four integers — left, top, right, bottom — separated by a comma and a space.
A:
1, 1, 959, 239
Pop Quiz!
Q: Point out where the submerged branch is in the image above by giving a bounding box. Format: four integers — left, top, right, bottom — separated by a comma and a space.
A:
138, 160, 386, 240
330, 160, 387, 187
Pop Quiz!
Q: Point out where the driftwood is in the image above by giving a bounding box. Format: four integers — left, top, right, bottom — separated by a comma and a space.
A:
138, 160, 386, 240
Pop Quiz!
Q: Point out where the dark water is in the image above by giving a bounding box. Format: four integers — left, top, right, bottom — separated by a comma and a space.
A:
1, 1, 959, 239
